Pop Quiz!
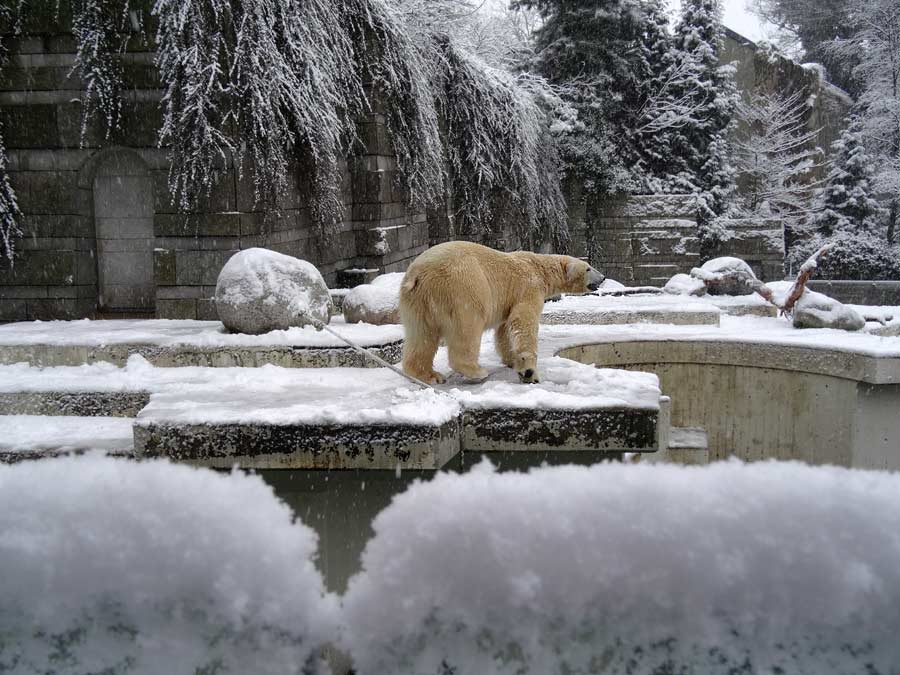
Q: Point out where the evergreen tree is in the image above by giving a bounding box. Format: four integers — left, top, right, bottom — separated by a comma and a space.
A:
513, 0, 642, 196
813, 117, 880, 236
629, 0, 686, 192
669, 0, 738, 233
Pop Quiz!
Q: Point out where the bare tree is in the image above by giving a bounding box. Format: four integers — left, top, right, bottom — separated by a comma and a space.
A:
733, 90, 825, 238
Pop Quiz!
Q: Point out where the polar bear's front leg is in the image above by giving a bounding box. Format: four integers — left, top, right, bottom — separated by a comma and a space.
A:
507, 295, 543, 383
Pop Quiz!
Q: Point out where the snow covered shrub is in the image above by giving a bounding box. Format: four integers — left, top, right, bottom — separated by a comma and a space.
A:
342, 459, 900, 674
442, 43, 569, 250
789, 231, 900, 280
0, 455, 337, 674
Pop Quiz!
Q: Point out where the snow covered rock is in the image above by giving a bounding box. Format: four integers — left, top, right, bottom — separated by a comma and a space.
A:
691, 257, 757, 295
792, 290, 866, 331
598, 278, 626, 292
215, 248, 331, 334
663, 273, 707, 296
342, 279, 402, 325
369, 272, 406, 291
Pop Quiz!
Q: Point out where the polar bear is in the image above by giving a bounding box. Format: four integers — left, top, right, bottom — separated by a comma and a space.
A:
400, 241, 605, 384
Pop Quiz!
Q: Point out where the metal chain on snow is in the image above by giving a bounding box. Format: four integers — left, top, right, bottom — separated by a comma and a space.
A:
300, 312, 436, 390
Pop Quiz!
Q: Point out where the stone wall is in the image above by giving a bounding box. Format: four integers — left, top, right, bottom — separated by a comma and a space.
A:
706, 217, 785, 281
0, 33, 430, 321
722, 28, 853, 184
807, 281, 900, 307
569, 195, 701, 285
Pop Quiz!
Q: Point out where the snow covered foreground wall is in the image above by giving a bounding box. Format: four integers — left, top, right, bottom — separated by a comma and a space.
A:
343, 460, 900, 674
0, 456, 338, 675
3, 457, 900, 674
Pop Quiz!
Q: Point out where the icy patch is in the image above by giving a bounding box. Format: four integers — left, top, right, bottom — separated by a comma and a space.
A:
0, 455, 336, 674
0, 415, 134, 454
342, 459, 900, 674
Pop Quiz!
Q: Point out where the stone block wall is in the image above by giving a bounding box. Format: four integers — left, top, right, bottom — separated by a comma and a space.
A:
0, 33, 432, 321
570, 195, 701, 285
706, 218, 785, 281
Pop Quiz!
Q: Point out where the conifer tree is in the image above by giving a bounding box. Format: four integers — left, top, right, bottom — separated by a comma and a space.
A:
813, 118, 881, 236
513, 0, 642, 195
670, 0, 738, 233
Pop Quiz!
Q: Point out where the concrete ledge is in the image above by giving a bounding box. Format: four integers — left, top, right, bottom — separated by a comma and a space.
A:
0, 341, 403, 368
462, 408, 658, 452
0, 391, 149, 416
559, 340, 900, 385
133, 419, 461, 470
541, 309, 720, 326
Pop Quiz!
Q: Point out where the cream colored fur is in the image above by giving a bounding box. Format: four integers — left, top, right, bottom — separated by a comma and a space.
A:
399, 241, 603, 384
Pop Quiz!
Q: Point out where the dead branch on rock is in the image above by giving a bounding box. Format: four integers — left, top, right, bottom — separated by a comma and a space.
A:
781, 244, 832, 316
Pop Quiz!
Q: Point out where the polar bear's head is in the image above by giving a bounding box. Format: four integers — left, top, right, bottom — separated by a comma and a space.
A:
561, 257, 605, 294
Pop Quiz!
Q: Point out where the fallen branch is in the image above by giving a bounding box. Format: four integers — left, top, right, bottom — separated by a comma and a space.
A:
781, 244, 832, 316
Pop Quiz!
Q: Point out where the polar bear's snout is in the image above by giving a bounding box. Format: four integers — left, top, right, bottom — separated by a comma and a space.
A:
586, 267, 605, 292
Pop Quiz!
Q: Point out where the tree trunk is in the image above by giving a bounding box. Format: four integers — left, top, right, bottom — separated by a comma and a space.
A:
888, 199, 897, 246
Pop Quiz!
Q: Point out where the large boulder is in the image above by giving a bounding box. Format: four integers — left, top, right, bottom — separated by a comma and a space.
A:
691, 257, 757, 296
792, 290, 865, 331
343, 274, 403, 325
215, 248, 332, 334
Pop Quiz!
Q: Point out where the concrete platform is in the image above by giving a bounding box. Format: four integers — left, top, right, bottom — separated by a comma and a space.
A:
0, 415, 134, 461
0, 351, 664, 468
541, 293, 721, 326
0, 318, 403, 368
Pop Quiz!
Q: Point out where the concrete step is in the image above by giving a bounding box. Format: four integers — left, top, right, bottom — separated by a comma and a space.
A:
0, 318, 403, 368
635, 426, 709, 465
542, 293, 720, 327
0, 415, 134, 461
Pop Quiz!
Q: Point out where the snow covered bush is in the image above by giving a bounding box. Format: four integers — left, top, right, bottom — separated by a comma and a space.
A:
789, 231, 900, 280
341, 459, 900, 674
0, 454, 338, 674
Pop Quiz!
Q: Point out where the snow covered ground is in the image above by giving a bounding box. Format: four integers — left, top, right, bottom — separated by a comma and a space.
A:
0, 316, 404, 348
0, 415, 134, 455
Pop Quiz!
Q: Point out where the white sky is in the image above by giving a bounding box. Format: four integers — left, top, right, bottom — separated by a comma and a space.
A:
667, 0, 774, 43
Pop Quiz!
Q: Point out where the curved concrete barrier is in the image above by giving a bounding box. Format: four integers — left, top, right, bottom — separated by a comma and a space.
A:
559, 339, 900, 469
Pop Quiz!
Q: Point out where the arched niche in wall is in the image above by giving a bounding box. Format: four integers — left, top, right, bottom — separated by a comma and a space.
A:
87, 149, 156, 312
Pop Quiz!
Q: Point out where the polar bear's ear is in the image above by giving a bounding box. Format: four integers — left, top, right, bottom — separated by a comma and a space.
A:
564, 258, 581, 282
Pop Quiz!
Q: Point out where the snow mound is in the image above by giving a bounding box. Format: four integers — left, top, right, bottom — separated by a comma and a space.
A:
215, 248, 332, 334
369, 272, 406, 291
342, 460, 900, 674
663, 272, 707, 296
343, 284, 400, 325
598, 278, 626, 292
691, 256, 757, 295
0, 455, 337, 674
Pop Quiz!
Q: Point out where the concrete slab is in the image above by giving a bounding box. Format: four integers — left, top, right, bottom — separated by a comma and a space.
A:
0, 317, 404, 367
0, 415, 134, 461
541, 293, 721, 326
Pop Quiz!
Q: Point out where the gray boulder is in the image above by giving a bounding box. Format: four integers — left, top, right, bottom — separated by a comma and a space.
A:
215, 248, 332, 334
343, 283, 401, 325
664, 273, 708, 296
691, 257, 757, 296
792, 290, 865, 331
